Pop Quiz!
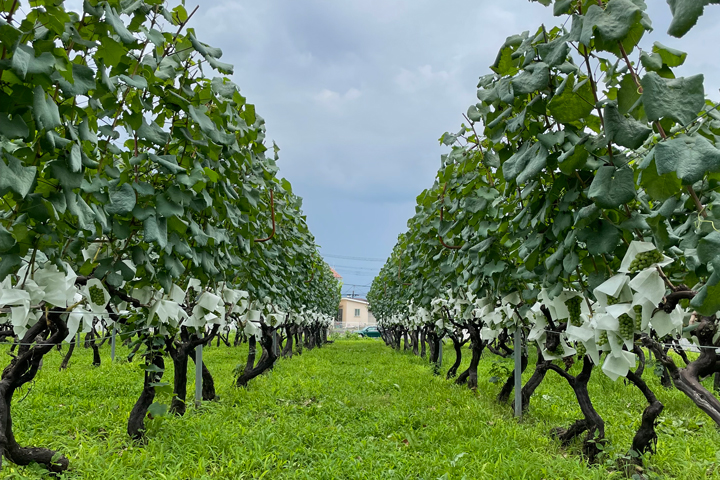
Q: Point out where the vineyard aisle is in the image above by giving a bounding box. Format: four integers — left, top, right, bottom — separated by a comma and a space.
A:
5, 339, 718, 479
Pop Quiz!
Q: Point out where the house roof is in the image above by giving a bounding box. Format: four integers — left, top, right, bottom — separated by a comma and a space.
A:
340, 297, 368, 305
330, 267, 342, 279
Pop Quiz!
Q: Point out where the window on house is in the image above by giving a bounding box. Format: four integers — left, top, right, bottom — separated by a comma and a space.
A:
354, 308, 361, 317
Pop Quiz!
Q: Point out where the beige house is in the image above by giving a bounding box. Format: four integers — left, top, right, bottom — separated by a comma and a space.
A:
337, 297, 377, 328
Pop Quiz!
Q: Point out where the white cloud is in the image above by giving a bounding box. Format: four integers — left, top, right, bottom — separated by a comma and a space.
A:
395, 65, 452, 93
313, 88, 362, 107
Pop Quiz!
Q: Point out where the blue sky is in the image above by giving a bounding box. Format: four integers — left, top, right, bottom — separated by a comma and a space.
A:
70, 1, 720, 297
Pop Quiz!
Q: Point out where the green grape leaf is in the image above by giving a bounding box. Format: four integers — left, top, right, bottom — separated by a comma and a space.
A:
96, 36, 125, 67
0, 154, 36, 198
106, 183, 137, 215
511, 62, 550, 95
690, 269, 720, 315
655, 134, 720, 185
491, 47, 519, 77
558, 145, 589, 175
155, 56, 180, 80
11, 44, 55, 79
604, 103, 652, 149
211, 77, 238, 98
0, 253, 22, 281
580, 0, 642, 47
149, 154, 184, 174
640, 158, 681, 200
588, 165, 636, 208
55, 63, 96, 97
617, 73, 642, 115
33, 86, 61, 130
69, 143, 82, 172
553, 0, 574, 16
103, 5, 136, 44
207, 56, 234, 75
144, 214, 168, 248
0, 225, 15, 253
640, 52, 663, 72
502, 143, 548, 184
547, 74, 594, 124
117, 74, 148, 89
156, 194, 184, 218
698, 231, 720, 265
652, 42, 687, 67
137, 120, 169, 145
0, 114, 29, 139
641, 72, 705, 126
537, 37, 570, 67
579, 220, 621, 255
188, 105, 218, 135
666, 0, 720, 38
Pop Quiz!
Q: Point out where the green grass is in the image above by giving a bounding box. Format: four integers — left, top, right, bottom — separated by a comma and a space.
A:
4, 338, 720, 479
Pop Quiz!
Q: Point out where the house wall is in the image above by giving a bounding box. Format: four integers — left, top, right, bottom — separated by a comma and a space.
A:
338, 298, 376, 328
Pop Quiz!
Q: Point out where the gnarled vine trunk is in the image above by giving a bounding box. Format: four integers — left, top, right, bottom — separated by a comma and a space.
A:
446, 333, 464, 380
456, 322, 486, 390
59, 334, 76, 370
127, 352, 165, 440
0, 311, 70, 473
548, 356, 605, 461
643, 318, 720, 427
282, 324, 294, 358
166, 325, 219, 416
236, 322, 278, 388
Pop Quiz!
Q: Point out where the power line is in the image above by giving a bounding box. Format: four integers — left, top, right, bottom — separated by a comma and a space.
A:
330, 264, 379, 271
322, 253, 385, 262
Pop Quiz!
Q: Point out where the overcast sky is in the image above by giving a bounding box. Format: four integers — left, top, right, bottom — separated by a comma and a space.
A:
68, 1, 720, 297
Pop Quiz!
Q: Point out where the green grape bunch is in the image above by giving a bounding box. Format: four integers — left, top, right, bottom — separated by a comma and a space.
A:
576, 342, 587, 358
629, 250, 664, 273
565, 296, 583, 327
633, 305, 643, 331
606, 295, 620, 306
618, 313, 634, 340
598, 331, 609, 346
88, 285, 106, 306
550, 342, 565, 356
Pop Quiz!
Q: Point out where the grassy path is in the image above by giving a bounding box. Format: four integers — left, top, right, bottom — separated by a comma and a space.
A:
5, 339, 720, 479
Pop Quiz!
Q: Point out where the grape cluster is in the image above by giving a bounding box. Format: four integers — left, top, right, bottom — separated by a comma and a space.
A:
575, 342, 587, 358
598, 331, 608, 346
618, 313, 634, 339
633, 305, 642, 331
89, 285, 106, 305
606, 295, 620, 306
565, 296, 583, 327
629, 250, 663, 273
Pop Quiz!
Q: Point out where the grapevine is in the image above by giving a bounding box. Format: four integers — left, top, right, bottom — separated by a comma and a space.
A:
629, 250, 664, 273
618, 313, 634, 340
565, 296, 583, 327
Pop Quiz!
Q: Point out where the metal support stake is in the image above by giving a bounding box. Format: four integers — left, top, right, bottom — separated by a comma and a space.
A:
437, 338, 443, 367
514, 326, 523, 419
194, 335, 203, 408
273, 330, 279, 356
76, 331, 80, 347
110, 324, 116, 362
